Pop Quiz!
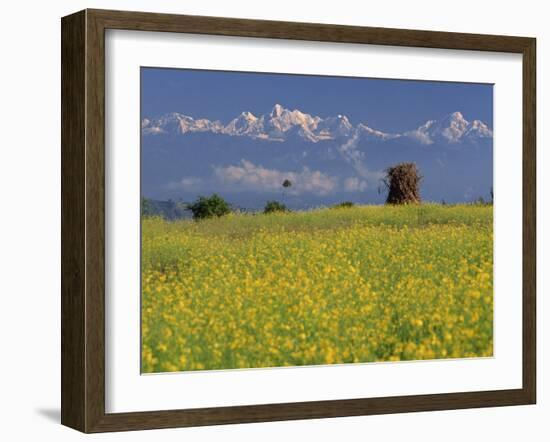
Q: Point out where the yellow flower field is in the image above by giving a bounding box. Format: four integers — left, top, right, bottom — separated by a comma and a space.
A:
141, 204, 493, 373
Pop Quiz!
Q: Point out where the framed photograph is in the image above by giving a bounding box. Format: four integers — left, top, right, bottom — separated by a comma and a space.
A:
61, 9, 536, 433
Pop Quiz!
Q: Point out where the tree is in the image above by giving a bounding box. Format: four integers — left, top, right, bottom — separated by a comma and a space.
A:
282, 179, 292, 199
188, 194, 231, 220
264, 200, 288, 214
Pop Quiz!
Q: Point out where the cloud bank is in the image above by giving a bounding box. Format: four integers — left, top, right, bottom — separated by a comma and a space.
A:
214, 160, 338, 196
167, 159, 382, 197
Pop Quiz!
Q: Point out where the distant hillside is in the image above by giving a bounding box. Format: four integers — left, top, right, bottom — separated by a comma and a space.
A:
141, 198, 192, 220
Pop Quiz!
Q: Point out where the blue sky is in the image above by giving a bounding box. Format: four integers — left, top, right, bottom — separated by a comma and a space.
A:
140, 67, 493, 208
141, 67, 493, 132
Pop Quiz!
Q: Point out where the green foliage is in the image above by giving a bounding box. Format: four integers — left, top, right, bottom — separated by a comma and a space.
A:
141, 197, 155, 217
264, 200, 288, 214
141, 198, 190, 219
332, 201, 355, 209
188, 194, 231, 220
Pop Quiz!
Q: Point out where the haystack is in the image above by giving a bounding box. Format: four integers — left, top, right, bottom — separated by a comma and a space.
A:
384, 162, 422, 204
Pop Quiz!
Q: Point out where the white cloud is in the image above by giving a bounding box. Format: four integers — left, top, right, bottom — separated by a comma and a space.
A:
344, 177, 368, 192
214, 160, 337, 195
167, 160, 380, 197
405, 129, 433, 145
166, 176, 204, 191
338, 134, 384, 185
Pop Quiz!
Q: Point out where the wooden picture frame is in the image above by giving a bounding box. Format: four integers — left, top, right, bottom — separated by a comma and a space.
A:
61, 8, 536, 433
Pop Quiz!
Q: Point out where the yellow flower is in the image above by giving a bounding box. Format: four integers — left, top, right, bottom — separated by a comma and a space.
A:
141, 204, 493, 372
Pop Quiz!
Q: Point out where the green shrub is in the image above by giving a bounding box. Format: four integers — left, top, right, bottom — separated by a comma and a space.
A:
332, 201, 355, 209
264, 200, 288, 214
188, 194, 231, 220
141, 197, 155, 217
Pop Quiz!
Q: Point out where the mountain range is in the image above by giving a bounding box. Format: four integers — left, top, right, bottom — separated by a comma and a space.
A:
142, 103, 492, 144
141, 104, 493, 208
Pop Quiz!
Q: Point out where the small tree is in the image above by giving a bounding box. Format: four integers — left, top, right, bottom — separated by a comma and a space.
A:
383, 162, 422, 205
282, 179, 292, 199
188, 194, 231, 220
264, 200, 288, 214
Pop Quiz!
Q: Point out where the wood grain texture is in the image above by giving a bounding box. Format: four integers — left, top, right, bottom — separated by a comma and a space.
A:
522, 38, 536, 404
61, 10, 86, 432
84, 9, 107, 432
89, 8, 532, 53
90, 389, 531, 433
61, 8, 537, 433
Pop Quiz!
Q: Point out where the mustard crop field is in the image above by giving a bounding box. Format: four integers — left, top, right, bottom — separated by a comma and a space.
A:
141, 204, 493, 373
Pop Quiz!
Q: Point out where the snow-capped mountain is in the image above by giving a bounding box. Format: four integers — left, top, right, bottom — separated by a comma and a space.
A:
404, 111, 492, 145
223, 111, 264, 138
141, 104, 493, 207
142, 104, 492, 145
142, 112, 225, 135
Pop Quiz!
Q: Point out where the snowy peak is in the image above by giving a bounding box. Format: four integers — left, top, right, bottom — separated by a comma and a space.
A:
405, 112, 492, 145
464, 120, 493, 139
270, 103, 285, 118
142, 106, 492, 145
223, 111, 264, 137
317, 115, 353, 138
437, 111, 469, 142
356, 123, 400, 141
266, 105, 321, 136
448, 111, 467, 123
142, 112, 224, 135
